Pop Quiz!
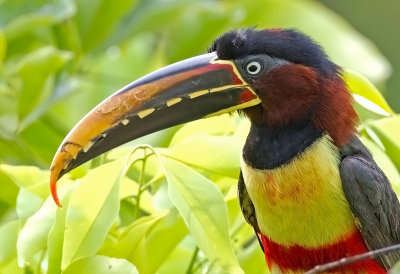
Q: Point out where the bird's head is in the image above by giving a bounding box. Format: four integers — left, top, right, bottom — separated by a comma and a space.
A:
50, 28, 357, 206
209, 28, 357, 139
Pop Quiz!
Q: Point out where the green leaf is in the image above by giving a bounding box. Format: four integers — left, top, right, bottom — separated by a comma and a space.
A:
47, 184, 75, 274
17, 196, 55, 268
170, 114, 238, 146
0, 164, 50, 198
368, 116, 400, 171
16, 46, 72, 121
359, 136, 400, 195
128, 209, 188, 274
234, 118, 251, 142
0, 86, 18, 139
74, 0, 137, 51
62, 255, 138, 274
0, 171, 19, 207
16, 188, 43, 224
0, 30, 6, 65
104, 212, 167, 259
119, 177, 154, 214
160, 157, 243, 273
1, 0, 76, 41
0, 258, 23, 274
107, 1, 189, 46
61, 158, 124, 269
0, 82, 17, 136
342, 69, 394, 116
0, 220, 19, 267
165, 135, 242, 178
156, 244, 193, 274
238, 240, 267, 274
17, 183, 74, 268
18, 117, 68, 165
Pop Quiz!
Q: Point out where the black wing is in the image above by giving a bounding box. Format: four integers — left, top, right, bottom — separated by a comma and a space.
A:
340, 137, 400, 269
238, 170, 264, 252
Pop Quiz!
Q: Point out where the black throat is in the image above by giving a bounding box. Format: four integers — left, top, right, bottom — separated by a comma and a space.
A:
242, 121, 323, 170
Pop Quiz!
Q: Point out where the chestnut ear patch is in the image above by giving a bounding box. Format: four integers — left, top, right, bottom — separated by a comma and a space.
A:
244, 64, 319, 127
311, 76, 358, 147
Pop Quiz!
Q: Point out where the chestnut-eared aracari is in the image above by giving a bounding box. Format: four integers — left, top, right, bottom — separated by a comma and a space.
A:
50, 28, 400, 273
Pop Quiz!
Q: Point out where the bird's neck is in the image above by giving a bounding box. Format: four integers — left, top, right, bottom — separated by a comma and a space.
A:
242, 121, 322, 170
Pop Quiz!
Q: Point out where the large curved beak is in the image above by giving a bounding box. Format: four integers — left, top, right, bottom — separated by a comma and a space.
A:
50, 52, 260, 206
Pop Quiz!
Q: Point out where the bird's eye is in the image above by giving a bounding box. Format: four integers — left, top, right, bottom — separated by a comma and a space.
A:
245, 60, 263, 75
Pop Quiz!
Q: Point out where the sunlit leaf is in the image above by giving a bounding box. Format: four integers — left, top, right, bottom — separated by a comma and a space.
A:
342, 69, 394, 116
61, 159, 124, 269
128, 209, 188, 273
119, 177, 154, 214
16, 188, 43, 224
47, 184, 75, 274
165, 135, 242, 178
0, 258, 23, 274
156, 244, 193, 274
360, 136, 400, 195
104, 212, 167, 259
160, 156, 243, 273
170, 114, 238, 146
17, 183, 74, 268
0, 30, 6, 64
368, 116, 400, 170
62, 255, 138, 274
0, 220, 19, 267
0, 164, 50, 198
238, 240, 267, 274
17, 197, 54, 267
0, 171, 19, 207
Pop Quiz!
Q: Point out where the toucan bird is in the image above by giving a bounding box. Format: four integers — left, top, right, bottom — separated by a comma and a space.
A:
50, 28, 400, 273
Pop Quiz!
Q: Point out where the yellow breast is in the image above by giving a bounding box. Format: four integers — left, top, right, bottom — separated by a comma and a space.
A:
241, 136, 356, 247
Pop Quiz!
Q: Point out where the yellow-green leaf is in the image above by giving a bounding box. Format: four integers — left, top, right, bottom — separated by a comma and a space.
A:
61, 159, 124, 269
160, 157, 243, 273
0, 164, 50, 198
165, 135, 243, 178
0, 220, 19, 267
360, 136, 400, 195
102, 211, 167, 259
17, 183, 74, 268
62, 255, 138, 274
342, 69, 394, 116
169, 114, 238, 146
368, 116, 400, 170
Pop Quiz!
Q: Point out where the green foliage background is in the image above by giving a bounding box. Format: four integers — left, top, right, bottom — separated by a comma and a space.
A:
0, 0, 399, 273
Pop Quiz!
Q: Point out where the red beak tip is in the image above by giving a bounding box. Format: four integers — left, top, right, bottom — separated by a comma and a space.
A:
50, 179, 62, 208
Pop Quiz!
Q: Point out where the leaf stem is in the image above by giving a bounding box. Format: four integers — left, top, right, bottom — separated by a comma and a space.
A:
185, 246, 200, 274
141, 173, 164, 191
135, 150, 147, 219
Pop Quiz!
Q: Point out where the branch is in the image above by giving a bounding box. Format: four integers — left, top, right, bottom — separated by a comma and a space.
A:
304, 244, 400, 274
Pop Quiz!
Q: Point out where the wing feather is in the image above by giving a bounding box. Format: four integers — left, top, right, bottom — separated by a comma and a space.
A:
340, 137, 400, 269
238, 170, 264, 252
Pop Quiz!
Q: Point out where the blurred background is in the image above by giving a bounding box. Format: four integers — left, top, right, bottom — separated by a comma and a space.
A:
321, 0, 400, 111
